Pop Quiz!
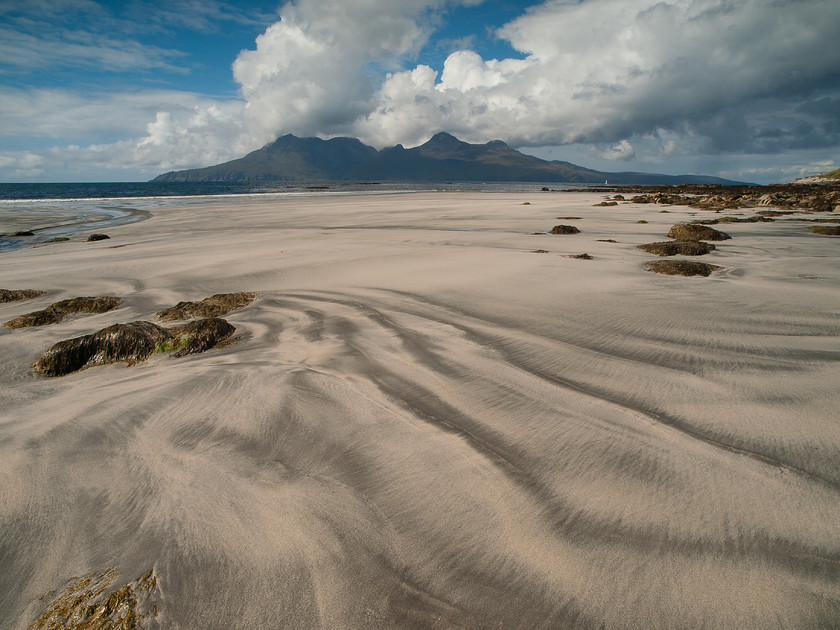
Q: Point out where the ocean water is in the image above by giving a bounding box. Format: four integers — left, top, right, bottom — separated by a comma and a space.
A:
0, 180, 587, 252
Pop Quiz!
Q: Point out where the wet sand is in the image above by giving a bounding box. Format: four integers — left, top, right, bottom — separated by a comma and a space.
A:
1, 191, 839, 628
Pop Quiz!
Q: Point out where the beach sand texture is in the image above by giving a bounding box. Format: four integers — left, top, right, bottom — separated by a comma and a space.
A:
1, 192, 839, 628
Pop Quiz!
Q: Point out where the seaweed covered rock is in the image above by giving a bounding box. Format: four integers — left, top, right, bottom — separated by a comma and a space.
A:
165, 317, 236, 357
636, 241, 716, 256
33, 321, 171, 376
667, 223, 731, 241
549, 225, 580, 235
4, 295, 122, 328
0, 288, 46, 303
87, 233, 110, 241
33, 318, 238, 376
644, 260, 721, 277
155, 292, 256, 321
28, 566, 160, 630
809, 225, 840, 235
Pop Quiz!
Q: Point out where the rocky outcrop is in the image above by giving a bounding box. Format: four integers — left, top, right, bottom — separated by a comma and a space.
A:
0, 288, 46, 303
644, 260, 721, 277
4, 296, 123, 328
28, 566, 160, 629
667, 223, 731, 241
637, 241, 716, 256
549, 225, 580, 235
155, 292, 256, 321
32, 317, 237, 376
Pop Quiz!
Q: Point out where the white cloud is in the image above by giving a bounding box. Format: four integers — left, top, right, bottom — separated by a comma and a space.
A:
350, 0, 840, 151
602, 139, 635, 161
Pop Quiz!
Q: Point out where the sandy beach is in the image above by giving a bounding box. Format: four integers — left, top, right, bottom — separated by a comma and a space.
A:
1, 191, 839, 628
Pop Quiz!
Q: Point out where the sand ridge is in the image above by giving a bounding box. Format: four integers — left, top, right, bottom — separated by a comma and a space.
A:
1, 191, 838, 628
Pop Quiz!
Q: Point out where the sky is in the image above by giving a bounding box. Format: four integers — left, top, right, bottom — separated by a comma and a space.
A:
0, 0, 838, 184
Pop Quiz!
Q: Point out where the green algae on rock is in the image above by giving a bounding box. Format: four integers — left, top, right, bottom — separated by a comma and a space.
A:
28, 567, 160, 630
154, 292, 256, 321
644, 260, 721, 277
33, 318, 237, 376
4, 296, 123, 329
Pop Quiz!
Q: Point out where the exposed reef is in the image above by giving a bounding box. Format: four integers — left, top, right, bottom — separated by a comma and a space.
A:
0, 288, 46, 303
28, 567, 160, 630
33, 317, 236, 376
549, 225, 580, 235
4, 296, 123, 329
637, 241, 716, 256
644, 260, 721, 277
667, 223, 731, 241
155, 292, 256, 321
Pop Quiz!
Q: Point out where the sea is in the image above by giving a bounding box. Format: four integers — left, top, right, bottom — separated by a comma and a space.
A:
0, 180, 591, 252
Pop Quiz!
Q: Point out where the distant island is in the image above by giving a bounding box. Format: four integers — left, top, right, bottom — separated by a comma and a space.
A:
153, 132, 749, 186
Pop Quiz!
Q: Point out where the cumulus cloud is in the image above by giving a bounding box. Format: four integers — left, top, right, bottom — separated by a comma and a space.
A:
232, 0, 483, 144
351, 0, 840, 152
602, 139, 635, 161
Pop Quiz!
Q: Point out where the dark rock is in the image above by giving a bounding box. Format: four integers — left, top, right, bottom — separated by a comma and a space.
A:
155, 292, 256, 321
541, 187, 549, 191
809, 225, 840, 235
4, 296, 123, 328
613, 194, 625, 200
33, 321, 171, 376
28, 567, 161, 630
48, 236, 71, 242
530, 249, 550, 254
568, 253, 594, 259
595, 201, 618, 206
32, 317, 237, 376
13, 231, 35, 237
550, 225, 580, 235
667, 223, 731, 241
0, 288, 46, 303
597, 239, 618, 243
87, 233, 110, 241
644, 260, 721, 277
167, 317, 237, 357
636, 240, 716, 256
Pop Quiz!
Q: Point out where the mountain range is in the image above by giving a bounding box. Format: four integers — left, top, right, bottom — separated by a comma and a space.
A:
152, 132, 745, 185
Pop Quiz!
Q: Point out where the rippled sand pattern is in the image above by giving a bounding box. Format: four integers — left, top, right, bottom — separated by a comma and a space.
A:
1, 192, 838, 628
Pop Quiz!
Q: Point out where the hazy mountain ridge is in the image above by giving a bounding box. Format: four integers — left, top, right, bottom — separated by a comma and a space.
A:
153, 132, 746, 185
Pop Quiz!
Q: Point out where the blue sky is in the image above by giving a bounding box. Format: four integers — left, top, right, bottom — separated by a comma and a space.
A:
1, 0, 838, 183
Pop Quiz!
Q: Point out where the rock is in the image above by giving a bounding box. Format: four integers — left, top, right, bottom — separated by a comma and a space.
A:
28, 567, 161, 630
597, 239, 618, 243
667, 223, 731, 241
809, 225, 840, 235
87, 233, 110, 241
549, 225, 580, 235
0, 288, 46, 303
32, 317, 237, 376
568, 253, 594, 259
33, 321, 171, 376
155, 292, 256, 321
541, 187, 549, 191
167, 317, 237, 357
636, 220, 648, 224
644, 260, 721, 277
613, 195, 625, 200
636, 241, 716, 256
595, 201, 618, 206
4, 295, 123, 328
13, 231, 35, 236
530, 249, 550, 254
48, 236, 70, 242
